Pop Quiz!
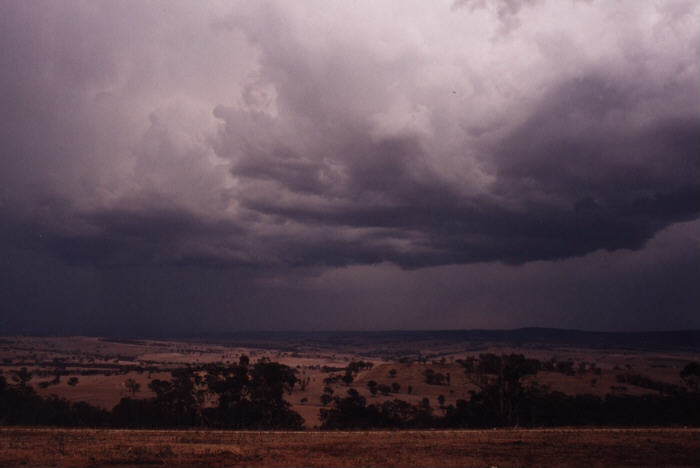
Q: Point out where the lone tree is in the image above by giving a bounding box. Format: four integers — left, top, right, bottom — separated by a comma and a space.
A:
367, 380, 378, 396
341, 371, 354, 386
125, 378, 141, 396
423, 369, 447, 385
681, 362, 700, 391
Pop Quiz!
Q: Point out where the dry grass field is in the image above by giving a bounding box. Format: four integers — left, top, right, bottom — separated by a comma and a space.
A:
1, 334, 699, 466
1, 427, 698, 467
2, 334, 697, 428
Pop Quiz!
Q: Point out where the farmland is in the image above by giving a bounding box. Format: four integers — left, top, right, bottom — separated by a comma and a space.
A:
1, 330, 698, 466
1, 331, 698, 428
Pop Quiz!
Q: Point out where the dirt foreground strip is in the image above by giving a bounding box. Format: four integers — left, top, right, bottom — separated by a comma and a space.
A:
0, 427, 698, 467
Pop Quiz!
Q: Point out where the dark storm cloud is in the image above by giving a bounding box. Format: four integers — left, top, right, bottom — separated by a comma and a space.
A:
1, 0, 699, 332
492, 77, 700, 199
207, 72, 700, 267
1, 0, 698, 271
25, 205, 248, 268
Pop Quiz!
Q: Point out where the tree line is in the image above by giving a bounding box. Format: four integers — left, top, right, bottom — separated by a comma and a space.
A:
0, 356, 303, 429
1, 354, 699, 429
320, 354, 700, 429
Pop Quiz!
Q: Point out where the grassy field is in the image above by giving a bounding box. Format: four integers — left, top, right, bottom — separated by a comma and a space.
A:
0, 427, 697, 467
3, 335, 698, 428
2, 335, 699, 466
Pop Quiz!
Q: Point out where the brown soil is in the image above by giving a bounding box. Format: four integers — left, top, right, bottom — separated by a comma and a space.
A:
0, 427, 697, 467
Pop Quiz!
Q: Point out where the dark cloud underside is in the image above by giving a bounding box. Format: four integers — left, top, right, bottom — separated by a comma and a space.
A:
1, 0, 698, 332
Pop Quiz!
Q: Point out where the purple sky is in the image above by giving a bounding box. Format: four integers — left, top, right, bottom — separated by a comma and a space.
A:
1, 0, 699, 334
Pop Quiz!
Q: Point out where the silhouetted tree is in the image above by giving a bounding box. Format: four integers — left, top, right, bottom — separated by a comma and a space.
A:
202, 357, 303, 429
320, 389, 376, 429
0, 375, 109, 427
423, 369, 446, 385
341, 371, 354, 386
125, 378, 140, 396
11, 367, 32, 387
681, 362, 700, 391
367, 380, 378, 396
462, 353, 540, 426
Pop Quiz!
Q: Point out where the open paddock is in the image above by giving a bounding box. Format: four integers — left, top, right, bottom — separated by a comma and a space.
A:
0, 427, 697, 467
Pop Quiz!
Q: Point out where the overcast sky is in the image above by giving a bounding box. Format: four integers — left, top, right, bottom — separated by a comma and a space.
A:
1, 0, 699, 335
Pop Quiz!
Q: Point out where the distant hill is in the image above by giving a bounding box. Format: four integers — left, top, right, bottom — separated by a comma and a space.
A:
162, 328, 700, 353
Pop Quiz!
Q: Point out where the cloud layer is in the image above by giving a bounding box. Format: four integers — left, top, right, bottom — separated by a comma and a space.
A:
1, 0, 698, 332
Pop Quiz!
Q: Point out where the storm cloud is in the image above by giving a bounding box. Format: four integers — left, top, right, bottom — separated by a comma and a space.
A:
1, 0, 698, 333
